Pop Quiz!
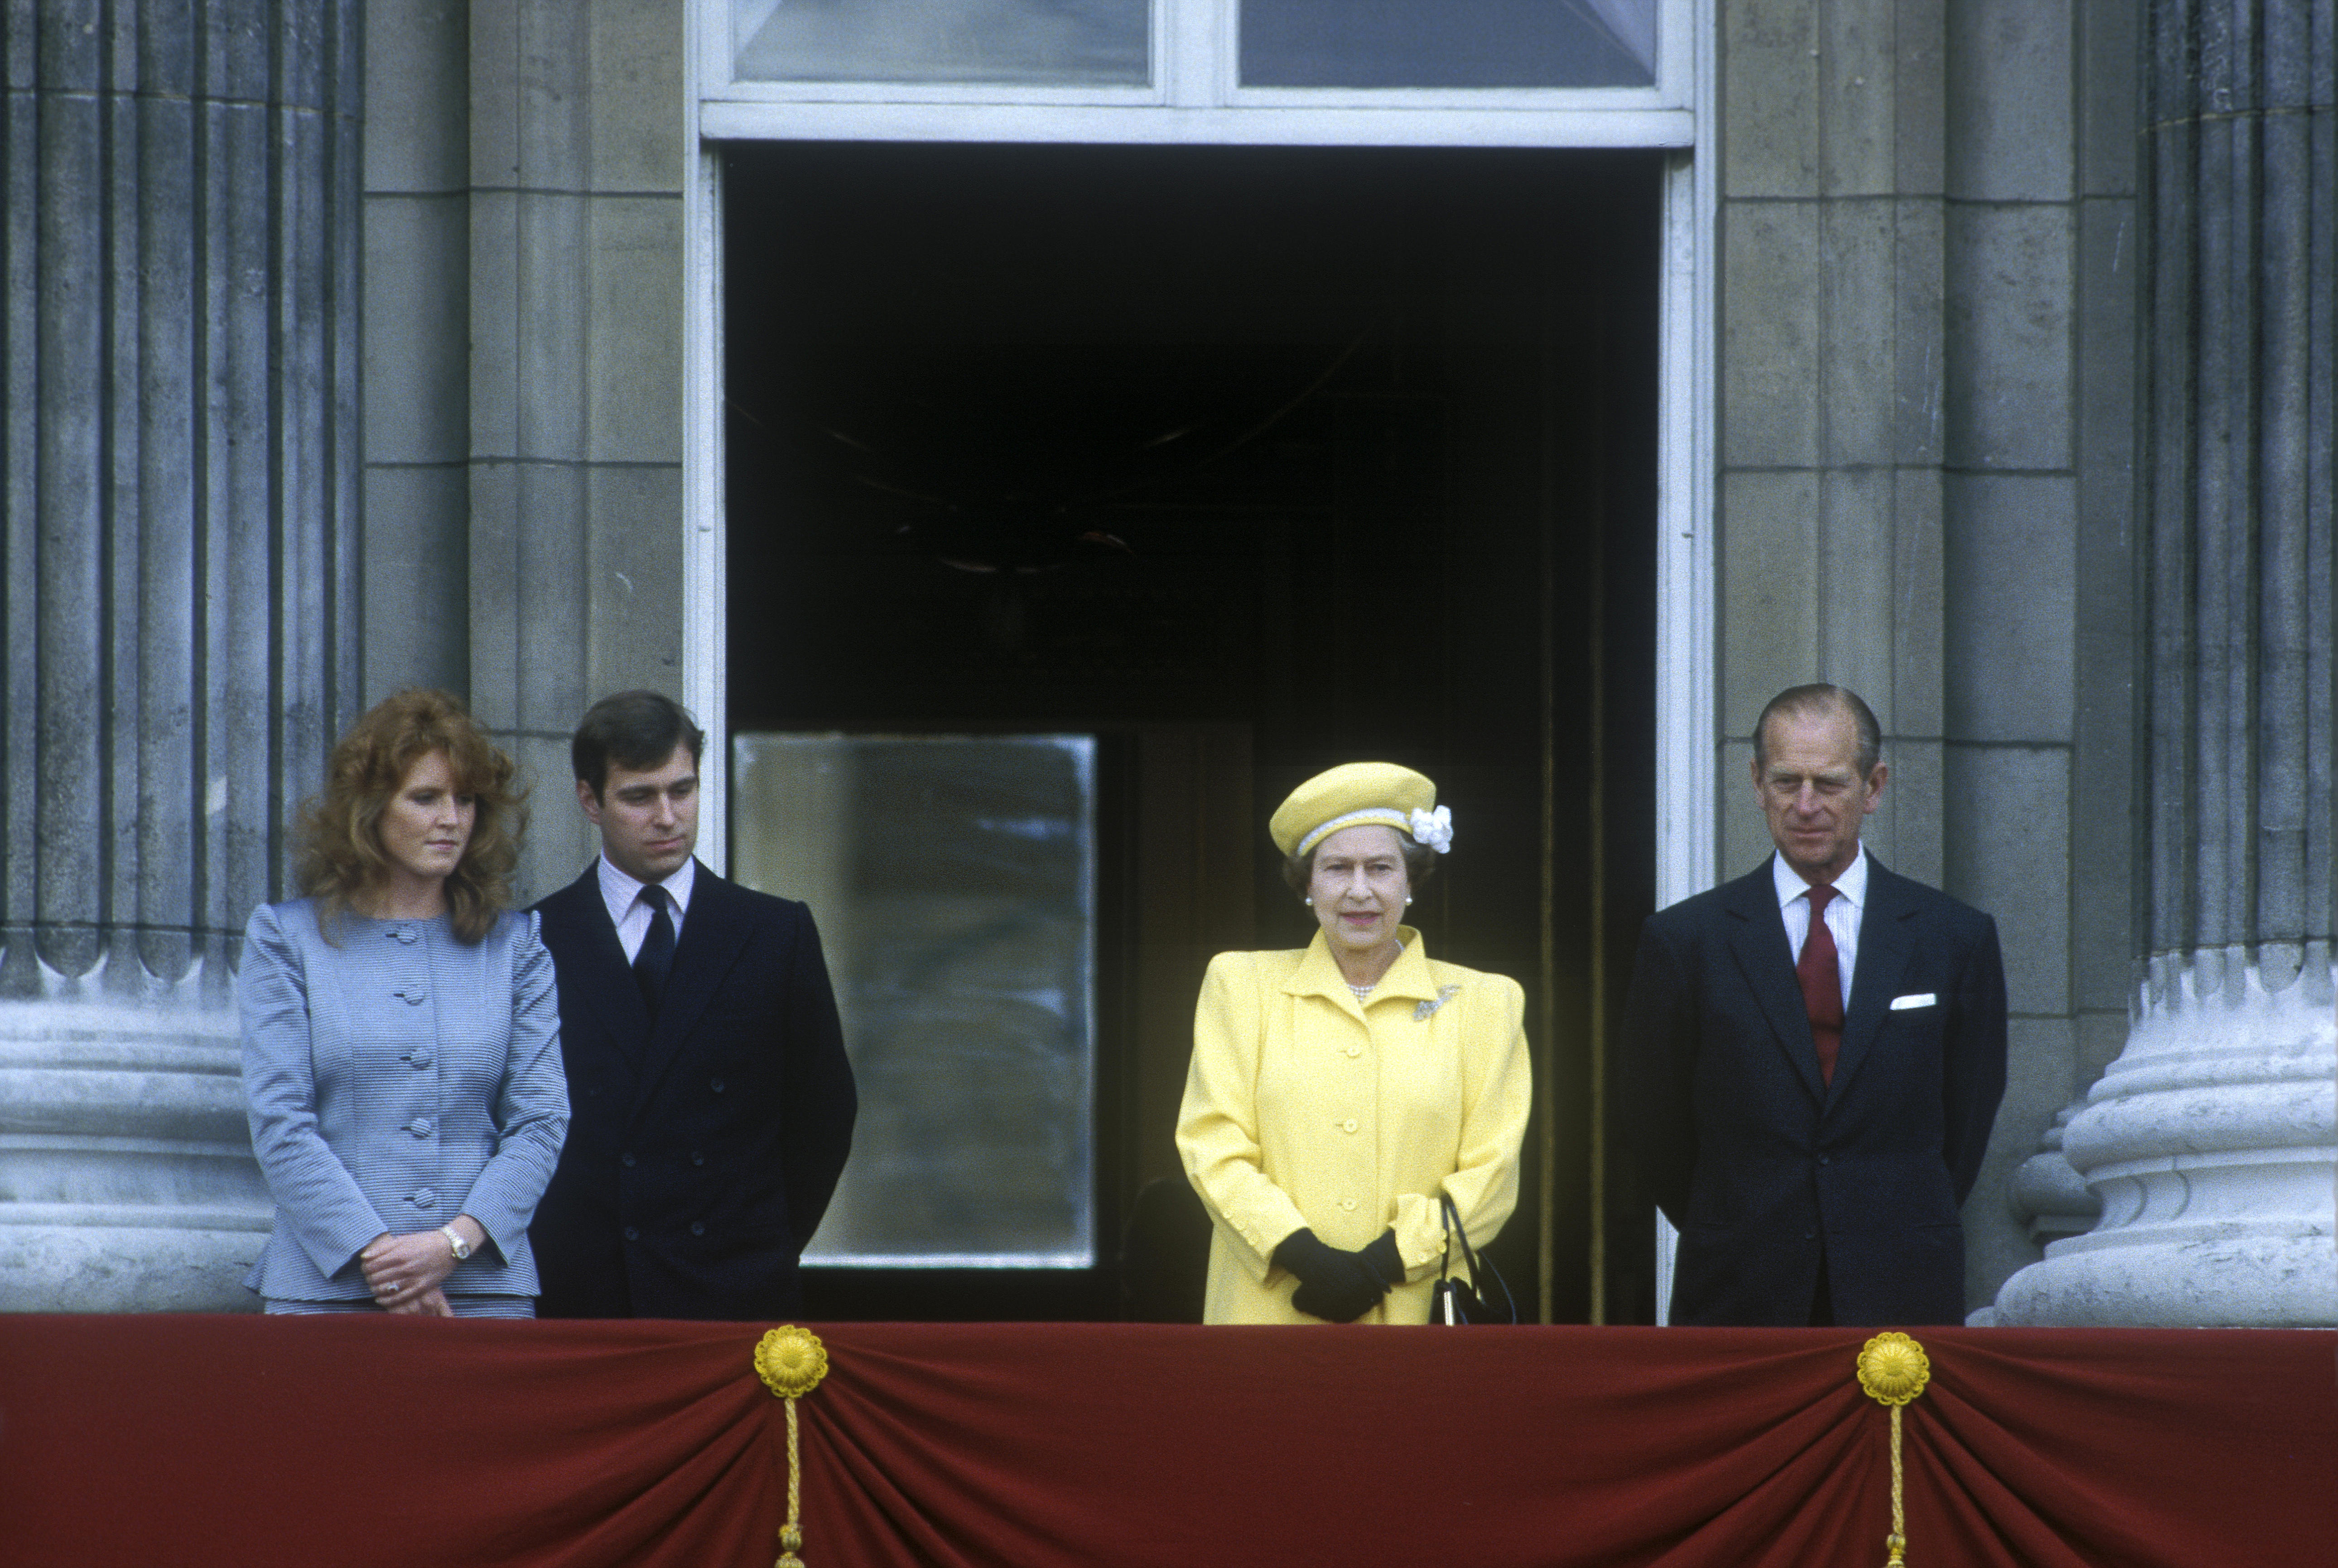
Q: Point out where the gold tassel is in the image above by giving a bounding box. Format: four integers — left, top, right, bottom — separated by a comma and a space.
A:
1856, 1332, 1930, 1568
755, 1326, 831, 1568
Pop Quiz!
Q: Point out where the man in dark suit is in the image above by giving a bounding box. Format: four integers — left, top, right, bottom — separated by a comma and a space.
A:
1625, 683, 2006, 1326
530, 691, 856, 1319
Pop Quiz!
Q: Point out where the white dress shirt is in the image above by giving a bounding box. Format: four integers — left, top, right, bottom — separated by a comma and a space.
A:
1772, 845, 1867, 1011
596, 854, 695, 964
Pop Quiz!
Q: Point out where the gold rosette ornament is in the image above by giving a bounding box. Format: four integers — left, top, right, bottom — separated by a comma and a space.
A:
1856, 1333, 1931, 1568
755, 1327, 831, 1568
757, 1324, 830, 1400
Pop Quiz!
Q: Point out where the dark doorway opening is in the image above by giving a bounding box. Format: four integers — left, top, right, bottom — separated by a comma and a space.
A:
723, 140, 1659, 1323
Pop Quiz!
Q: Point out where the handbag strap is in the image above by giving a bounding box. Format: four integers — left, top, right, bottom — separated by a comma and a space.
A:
1437, 1193, 1485, 1282
1437, 1192, 1518, 1323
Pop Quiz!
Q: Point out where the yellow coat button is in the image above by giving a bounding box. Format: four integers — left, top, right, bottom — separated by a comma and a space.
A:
1341, 1118, 1359, 1133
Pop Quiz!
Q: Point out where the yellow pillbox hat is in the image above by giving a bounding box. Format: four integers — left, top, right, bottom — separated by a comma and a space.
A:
1268, 762, 1451, 859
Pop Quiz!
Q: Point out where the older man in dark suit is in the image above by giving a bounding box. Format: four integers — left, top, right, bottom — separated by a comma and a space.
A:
530, 691, 857, 1319
1625, 684, 2006, 1326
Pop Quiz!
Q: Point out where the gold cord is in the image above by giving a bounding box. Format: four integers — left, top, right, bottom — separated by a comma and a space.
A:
778, 1397, 805, 1568
1856, 1332, 1929, 1568
1885, 1403, 1906, 1567
754, 1326, 829, 1568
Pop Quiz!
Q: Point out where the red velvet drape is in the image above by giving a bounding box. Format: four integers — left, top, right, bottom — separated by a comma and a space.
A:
1, 1318, 2328, 1567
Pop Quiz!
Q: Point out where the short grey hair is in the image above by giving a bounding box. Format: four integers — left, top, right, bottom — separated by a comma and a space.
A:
1753, 684, 1882, 778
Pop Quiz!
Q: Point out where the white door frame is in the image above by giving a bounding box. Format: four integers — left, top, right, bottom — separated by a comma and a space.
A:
679, 1, 1720, 1310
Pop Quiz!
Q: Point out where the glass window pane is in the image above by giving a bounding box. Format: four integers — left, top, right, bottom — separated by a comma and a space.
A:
732, 733, 1096, 1266
1240, 0, 1656, 89
733, 0, 1150, 86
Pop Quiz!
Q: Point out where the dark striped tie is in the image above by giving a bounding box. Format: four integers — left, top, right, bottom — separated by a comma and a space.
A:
633, 886, 675, 1014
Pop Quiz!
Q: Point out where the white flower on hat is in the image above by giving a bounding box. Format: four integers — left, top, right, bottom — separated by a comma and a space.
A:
1408, 805, 1453, 853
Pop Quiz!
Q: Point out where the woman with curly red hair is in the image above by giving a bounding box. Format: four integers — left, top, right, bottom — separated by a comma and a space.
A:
238, 689, 569, 1317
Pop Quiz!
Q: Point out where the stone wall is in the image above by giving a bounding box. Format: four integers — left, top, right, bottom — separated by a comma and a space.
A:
364, 0, 689, 905
1714, 0, 2141, 1312
16, 1, 2318, 1322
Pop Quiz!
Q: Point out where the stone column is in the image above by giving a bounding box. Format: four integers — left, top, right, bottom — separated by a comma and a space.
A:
0, 0, 361, 1310
1994, 0, 2336, 1326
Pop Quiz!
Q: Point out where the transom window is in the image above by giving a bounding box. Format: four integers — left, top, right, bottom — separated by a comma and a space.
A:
1240, 0, 1657, 88
701, 0, 1688, 137
732, 0, 1150, 87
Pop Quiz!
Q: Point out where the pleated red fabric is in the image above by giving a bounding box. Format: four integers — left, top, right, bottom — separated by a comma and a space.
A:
0, 1318, 2328, 1567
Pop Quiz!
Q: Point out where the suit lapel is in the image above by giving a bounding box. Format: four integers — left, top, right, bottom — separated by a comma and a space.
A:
1721, 862, 1827, 1103
629, 861, 754, 1122
1831, 857, 1919, 1101
542, 866, 655, 1073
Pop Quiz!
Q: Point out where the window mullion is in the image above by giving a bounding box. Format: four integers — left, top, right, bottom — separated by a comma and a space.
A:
1163, 0, 1227, 107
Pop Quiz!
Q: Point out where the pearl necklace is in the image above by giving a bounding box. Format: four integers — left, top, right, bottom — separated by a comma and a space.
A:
1346, 942, 1402, 1002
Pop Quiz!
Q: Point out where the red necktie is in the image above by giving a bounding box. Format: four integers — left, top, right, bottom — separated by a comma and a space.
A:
1797, 885, 1843, 1084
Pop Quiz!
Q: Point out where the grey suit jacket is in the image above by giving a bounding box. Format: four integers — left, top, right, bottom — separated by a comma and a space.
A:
238, 899, 570, 1301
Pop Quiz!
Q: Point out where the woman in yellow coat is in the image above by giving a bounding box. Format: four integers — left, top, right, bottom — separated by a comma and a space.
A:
1177, 763, 1531, 1324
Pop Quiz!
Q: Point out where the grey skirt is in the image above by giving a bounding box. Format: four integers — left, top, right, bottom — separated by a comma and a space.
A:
263, 1295, 535, 1319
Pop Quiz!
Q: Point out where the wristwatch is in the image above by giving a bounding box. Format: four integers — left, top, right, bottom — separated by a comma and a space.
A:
439, 1224, 472, 1261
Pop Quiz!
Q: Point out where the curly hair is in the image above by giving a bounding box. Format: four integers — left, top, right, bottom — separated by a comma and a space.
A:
296, 689, 528, 944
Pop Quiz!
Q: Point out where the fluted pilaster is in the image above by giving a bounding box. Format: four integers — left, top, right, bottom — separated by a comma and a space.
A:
1995, 0, 2336, 1326
0, 0, 361, 1310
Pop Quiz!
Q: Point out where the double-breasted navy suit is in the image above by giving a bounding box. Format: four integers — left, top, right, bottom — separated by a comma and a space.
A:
1624, 856, 2007, 1326
529, 861, 857, 1319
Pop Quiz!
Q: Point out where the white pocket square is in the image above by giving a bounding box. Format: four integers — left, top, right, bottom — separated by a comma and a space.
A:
1890, 992, 1937, 1011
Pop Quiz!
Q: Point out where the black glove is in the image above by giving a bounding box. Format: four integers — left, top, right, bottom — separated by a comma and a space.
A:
1275, 1227, 1397, 1323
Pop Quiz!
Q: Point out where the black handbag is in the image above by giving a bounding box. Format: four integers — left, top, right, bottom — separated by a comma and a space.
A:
1430, 1193, 1516, 1325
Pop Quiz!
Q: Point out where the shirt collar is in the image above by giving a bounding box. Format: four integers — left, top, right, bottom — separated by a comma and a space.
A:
1772, 844, 1867, 910
1287, 925, 1438, 1003
596, 852, 696, 923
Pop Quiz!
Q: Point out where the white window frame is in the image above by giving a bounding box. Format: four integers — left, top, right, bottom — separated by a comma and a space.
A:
682, 0, 1717, 1310
698, 0, 1694, 143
